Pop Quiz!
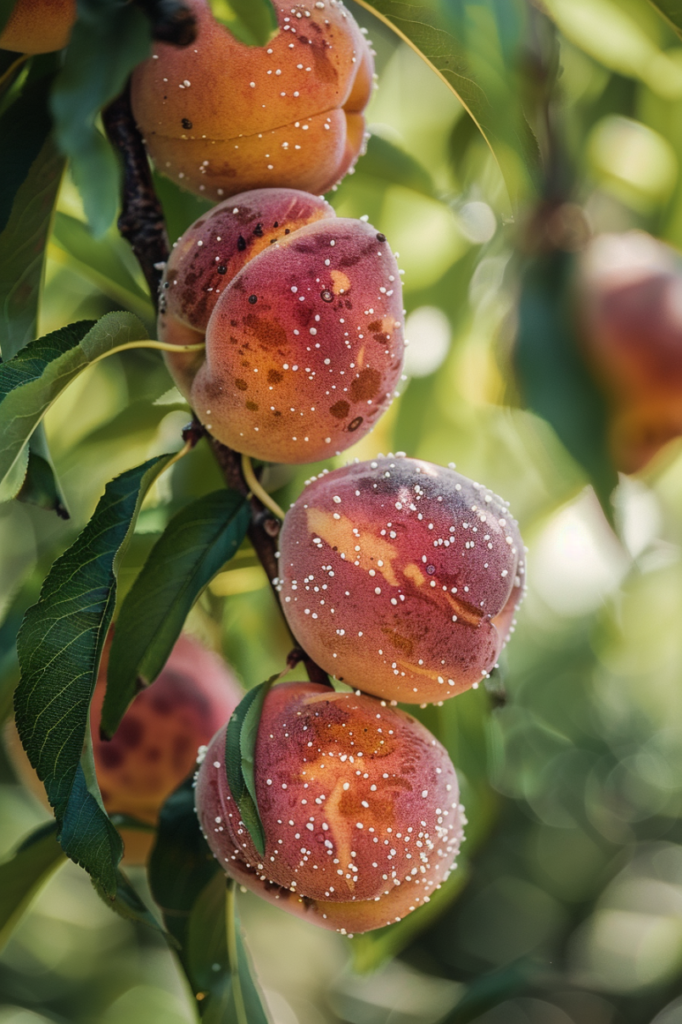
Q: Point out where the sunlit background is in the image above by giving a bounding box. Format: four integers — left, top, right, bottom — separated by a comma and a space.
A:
3, 0, 682, 1021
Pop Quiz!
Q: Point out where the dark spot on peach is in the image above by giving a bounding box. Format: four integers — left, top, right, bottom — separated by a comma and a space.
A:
235, 379, 248, 391
244, 313, 288, 350
116, 716, 144, 750
367, 321, 381, 332
350, 368, 381, 402
268, 369, 283, 384
330, 399, 350, 419
246, 400, 259, 411
98, 745, 124, 770
181, 118, 192, 129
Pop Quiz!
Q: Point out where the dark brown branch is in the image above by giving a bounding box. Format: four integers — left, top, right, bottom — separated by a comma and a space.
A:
106, 90, 329, 687
133, 0, 198, 45
102, 84, 169, 303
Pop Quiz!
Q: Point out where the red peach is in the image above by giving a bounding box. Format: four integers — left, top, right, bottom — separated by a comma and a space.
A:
195, 682, 464, 934
131, 0, 374, 201
7, 633, 242, 864
277, 456, 525, 704
159, 188, 404, 464
0, 0, 75, 53
578, 231, 682, 473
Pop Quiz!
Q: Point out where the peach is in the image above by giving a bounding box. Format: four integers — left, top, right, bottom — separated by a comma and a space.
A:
159, 188, 404, 463
131, 0, 374, 201
0, 0, 75, 53
578, 231, 682, 472
277, 455, 525, 704
7, 633, 242, 864
195, 681, 464, 934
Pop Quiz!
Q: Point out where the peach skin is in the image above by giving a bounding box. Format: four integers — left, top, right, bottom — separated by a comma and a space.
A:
195, 682, 464, 933
277, 455, 526, 704
131, 0, 374, 200
0, 0, 76, 53
159, 188, 404, 463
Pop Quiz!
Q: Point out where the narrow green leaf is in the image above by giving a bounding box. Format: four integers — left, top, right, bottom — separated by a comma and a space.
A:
51, 212, 154, 324
352, 134, 435, 197
102, 489, 249, 737
149, 778, 221, 956
19, 425, 70, 518
353, 0, 538, 204
224, 677, 277, 858
14, 453, 175, 891
0, 821, 65, 953
0, 74, 54, 237
50, 0, 152, 236
187, 874, 234, 1018
209, 0, 278, 46
648, 0, 682, 38
93, 867, 168, 936
0, 311, 147, 496
227, 881, 271, 1024
513, 250, 618, 519
0, 133, 65, 361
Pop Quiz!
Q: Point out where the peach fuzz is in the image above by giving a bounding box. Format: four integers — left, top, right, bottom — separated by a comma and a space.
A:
131, 0, 374, 201
159, 188, 404, 464
578, 231, 682, 473
277, 456, 525, 704
195, 682, 464, 934
0, 0, 75, 53
7, 633, 242, 864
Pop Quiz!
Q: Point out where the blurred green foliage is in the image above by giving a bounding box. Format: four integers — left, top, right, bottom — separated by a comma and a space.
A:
3, 0, 682, 1022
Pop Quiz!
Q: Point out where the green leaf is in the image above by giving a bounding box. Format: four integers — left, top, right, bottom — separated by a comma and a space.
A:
513, 250, 618, 519
0, 821, 65, 953
187, 874, 234, 1017
209, 0, 279, 46
0, 76, 70, 514
93, 867, 167, 936
149, 778, 221, 956
0, 311, 147, 498
0, 74, 54, 237
51, 212, 154, 325
102, 489, 250, 738
224, 678, 276, 858
0, 131, 65, 361
14, 453, 176, 891
189, 878, 270, 1023
50, 0, 152, 236
648, 0, 682, 38
354, 134, 436, 197
18, 424, 70, 518
354, 0, 538, 204
226, 881, 271, 1024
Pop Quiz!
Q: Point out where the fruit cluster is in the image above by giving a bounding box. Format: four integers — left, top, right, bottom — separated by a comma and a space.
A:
5, 0, 526, 935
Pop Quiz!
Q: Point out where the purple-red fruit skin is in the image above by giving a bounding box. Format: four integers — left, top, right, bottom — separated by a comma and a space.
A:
160, 189, 404, 464
277, 456, 525, 703
195, 682, 464, 933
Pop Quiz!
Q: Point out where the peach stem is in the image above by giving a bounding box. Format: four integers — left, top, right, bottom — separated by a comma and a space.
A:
241, 455, 285, 520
